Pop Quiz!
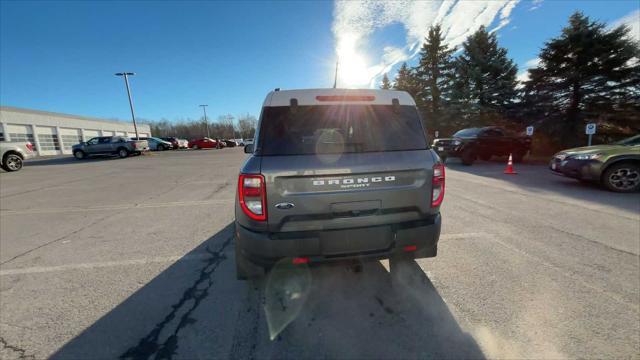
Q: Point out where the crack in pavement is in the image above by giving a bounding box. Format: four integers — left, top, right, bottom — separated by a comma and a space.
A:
120, 235, 234, 360
0, 336, 35, 359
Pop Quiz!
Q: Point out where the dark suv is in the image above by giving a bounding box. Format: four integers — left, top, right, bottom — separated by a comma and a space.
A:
234, 89, 444, 279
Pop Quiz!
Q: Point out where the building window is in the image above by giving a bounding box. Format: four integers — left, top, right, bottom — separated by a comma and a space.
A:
37, 133, 60, 151
9, 133, 37, 151
60, 134, 82, 150
0, 132, 4, 141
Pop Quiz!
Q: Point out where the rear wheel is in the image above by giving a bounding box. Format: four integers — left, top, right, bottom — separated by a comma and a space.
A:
461, 148, 476, 165
117, 148, 129, 158
2, 153, 23, 172
192, 144, 199, 150
157, 144, 165, 151
602, 162, 640, 193
73, 150, 86, 160
235, 248, 265, 280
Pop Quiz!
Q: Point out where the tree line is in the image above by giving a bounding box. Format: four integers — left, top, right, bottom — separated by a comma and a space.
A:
382, 12, 639, 149
146, 114, 258, 140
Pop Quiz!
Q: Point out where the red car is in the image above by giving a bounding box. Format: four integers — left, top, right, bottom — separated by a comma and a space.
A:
189, 138, 221, 149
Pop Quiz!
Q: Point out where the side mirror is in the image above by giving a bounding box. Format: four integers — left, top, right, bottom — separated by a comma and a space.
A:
244, 144, 254, 154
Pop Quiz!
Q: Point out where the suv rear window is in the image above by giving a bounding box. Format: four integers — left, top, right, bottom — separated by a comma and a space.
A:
258, 105, 427, 155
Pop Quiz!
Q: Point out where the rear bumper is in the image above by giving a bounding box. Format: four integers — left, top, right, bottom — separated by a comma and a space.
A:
235, 214, 441, 266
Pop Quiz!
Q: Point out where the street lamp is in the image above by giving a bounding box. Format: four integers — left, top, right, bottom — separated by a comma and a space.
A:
199, 104, 210, 138
115, 72, 139, 139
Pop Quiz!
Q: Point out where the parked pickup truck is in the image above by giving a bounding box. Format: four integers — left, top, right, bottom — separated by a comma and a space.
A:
1, 141, 35, 172
433, 126, 531, 165
72, 136, 149, 159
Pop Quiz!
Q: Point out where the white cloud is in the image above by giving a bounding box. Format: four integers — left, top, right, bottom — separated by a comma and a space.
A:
528, 0, 543, 11
516, 57, 540, 85
332, 0, 521, 88
525, 57, 541, 68
609, 9, 640, 42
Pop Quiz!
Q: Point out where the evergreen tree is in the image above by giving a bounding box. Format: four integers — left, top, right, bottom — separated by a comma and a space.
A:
523, 12, 640, 145
393, 62, 422, 105
452, 26, 518, 125
380, 73, 392, 89
416, 25, 457, 115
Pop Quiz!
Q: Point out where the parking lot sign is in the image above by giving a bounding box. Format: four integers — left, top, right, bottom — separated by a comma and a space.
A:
586, 123, 597, 146
526, 126, 534, 136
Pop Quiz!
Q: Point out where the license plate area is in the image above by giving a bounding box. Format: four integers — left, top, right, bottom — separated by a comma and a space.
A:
320, 226, 391, 255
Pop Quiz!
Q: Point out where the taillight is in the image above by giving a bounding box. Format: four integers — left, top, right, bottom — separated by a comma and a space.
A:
431, 163, 445, 207
132, 142, 137, 149
238, 174, 267, 221
25, 142, 33, 151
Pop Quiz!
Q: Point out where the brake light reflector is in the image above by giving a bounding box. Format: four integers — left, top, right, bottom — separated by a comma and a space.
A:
25, 142, 33, 151
315, 95, 375, 102
238, 174, 267, 221
403, 245, 417, 252
431, 163, 445, 207
292, 257, 309, 265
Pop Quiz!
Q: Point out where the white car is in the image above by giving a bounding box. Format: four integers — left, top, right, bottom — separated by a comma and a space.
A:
1, 141, 35, 172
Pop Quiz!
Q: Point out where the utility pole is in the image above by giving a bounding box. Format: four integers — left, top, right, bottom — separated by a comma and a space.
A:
115, 72, 139, 138
199, 105, 210, 138
333, 58, 339, 88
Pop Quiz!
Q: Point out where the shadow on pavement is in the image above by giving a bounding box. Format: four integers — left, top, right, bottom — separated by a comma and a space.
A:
25, 155, 122, 167
445, 157, 640, 213
52, 223, 484, 359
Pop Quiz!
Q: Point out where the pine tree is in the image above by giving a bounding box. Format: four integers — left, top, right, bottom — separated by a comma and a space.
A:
415, 24, 457, 132
416, 25, 456, 115
523, 12, 640, 145
380, 73, 392, 89
453, 26, 518, 124
393, 62, 421, 104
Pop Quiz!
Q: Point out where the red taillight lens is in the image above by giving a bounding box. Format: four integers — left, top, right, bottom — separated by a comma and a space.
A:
26, 142, 34, 151
132, 142, 137, 149
431, 163, 445, 207
238, 174, 267, 221
292, 257, 309, 265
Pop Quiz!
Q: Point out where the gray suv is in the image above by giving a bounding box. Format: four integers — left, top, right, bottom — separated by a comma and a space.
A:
234, 89, 444, 279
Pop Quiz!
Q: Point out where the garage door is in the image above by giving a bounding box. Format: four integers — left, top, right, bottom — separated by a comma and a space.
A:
6, 124, 36, 151
83, 129, 100, 141
36, 126, 60, 155
59, 128, 82, 153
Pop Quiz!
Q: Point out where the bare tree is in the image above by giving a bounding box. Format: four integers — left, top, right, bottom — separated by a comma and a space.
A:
237, 114, 258, 139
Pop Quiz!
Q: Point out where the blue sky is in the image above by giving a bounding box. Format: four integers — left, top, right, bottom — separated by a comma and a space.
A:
1, 0, 638, 123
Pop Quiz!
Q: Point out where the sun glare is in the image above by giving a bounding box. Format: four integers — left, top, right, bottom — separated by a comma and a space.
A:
336, 33, 373, 88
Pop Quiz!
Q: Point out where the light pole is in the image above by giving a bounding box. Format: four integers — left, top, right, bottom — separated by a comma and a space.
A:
199, 104, 210, 138
115, 72, 139, 139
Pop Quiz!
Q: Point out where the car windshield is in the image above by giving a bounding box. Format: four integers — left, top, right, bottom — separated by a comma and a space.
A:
614, 134, 640, 146
258, 105, 427, 155
453, 128, 481, 137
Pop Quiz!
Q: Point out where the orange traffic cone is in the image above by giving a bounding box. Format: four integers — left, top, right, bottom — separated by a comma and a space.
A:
504, 153, 517, 174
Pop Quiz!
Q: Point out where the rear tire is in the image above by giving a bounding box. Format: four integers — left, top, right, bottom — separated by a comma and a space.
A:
602, 162, 640, 193
117, 148, 129, 158
192, 145, 199, 150
235, 248, 265, 280
461, 148, 476, 165
73, 150, 86, 160
1, 153, 23, 172
157, 144, 165, 151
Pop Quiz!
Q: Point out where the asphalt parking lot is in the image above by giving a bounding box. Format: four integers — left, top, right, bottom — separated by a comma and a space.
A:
1, 149, 639, 359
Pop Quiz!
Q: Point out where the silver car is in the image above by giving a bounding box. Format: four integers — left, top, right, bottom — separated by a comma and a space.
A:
0, 141, 35, 172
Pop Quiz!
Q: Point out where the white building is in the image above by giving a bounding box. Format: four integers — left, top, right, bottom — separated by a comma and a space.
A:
0, 106, 152, 156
